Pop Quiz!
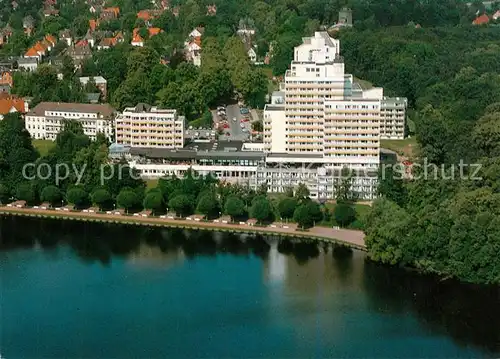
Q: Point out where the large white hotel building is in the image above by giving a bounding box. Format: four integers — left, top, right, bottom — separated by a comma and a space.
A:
116, 32, 406, 200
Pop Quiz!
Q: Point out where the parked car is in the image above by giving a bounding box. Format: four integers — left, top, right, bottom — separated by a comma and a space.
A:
240, 108, 249, 114
217, 106, 225, 111
240, 123, 245, 128
242, 128, 248, 132
232, 117, 237, 122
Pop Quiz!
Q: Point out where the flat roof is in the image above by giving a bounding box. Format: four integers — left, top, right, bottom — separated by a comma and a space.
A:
267, 153, 324, 159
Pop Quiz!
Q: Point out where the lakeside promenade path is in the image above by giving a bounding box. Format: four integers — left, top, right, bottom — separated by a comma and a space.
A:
0, 206, 367, 250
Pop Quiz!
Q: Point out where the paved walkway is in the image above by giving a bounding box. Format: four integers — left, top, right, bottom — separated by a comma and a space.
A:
0, 206, 366, 250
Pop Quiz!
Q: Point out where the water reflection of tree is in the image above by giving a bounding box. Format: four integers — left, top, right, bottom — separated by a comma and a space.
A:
363, 260, 500, 354
277, 239, 319, 264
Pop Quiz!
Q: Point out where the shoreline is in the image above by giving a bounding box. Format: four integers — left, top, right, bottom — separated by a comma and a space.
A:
0, 206, 366, 251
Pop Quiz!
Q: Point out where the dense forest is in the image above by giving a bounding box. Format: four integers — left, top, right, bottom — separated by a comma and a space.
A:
348, 25, 500, 284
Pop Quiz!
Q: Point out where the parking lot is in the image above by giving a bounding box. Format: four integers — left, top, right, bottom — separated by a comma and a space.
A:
215, 104, 252, 141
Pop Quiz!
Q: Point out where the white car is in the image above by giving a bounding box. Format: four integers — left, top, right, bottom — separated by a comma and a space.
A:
242, 128, 248, 132
240, 123, 245, 128
232, 117, 237, 122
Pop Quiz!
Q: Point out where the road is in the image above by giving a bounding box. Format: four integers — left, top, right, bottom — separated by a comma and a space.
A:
225, 104, 250, 141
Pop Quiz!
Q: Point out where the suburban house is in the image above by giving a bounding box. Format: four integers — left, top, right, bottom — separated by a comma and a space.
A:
23, 15, 35, 36
100, 7, 120, 20
64, 42, 92, 68
184, 27, 204, 66
237, 18, 256, 36
0, 25, 13, 46
131, 28, 162, 47
79, 76, 107, 99
97, 31, 124, 50
247, 47, 257, 64
473, 14, 490, 25
17, 58, 38, 71
59, 29, 72, 46
0, 95, 27, 120
43, 6, 59, 17
0, 72, 13, 93
137, 9, 163, 25
24, 34, 57, 60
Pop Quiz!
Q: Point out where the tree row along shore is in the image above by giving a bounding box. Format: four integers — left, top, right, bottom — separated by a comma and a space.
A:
0, 205, 367, 251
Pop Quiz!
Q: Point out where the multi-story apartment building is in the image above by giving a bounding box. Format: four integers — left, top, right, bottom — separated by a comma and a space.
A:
262, 32, 407, 199
114, 103, 184, 149
25, 102, 115, 141
380, 97, 407, 139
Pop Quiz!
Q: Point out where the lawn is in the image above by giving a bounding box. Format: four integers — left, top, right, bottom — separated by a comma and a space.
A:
146, 178, 159, 189
32, 139, 56, 156
380, 137, 418, 158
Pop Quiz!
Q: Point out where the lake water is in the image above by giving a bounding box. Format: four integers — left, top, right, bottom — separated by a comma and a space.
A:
0, 216, 499, 358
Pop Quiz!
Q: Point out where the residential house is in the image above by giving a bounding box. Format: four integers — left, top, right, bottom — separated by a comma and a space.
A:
0, 72, 13, 93
43, 6, 59, 17
64, 43, 92, 68
89, 4, 102, 13
59, 29, 72, 46
79, 76, 107, 99
11, 0, 18, 10
137, 9, 163, 25
493, 10, 500, 20
131, 28, 162, 47
23, 15, 35, 36
206, 4, 216, 15
97, 31, 124, 50
25, 102, 116, 141
473, 14, 490, 25
17, 58, 38, 71
24, 34, 56, 60
0, 25, 13, 46
0, 95, 27, 120
84, 30, 96, 47
100, 7, 120, 20
184, 27, 204, 66
184, 38, 201, 66
237, 18, 255, 36
247, 47, 257, 64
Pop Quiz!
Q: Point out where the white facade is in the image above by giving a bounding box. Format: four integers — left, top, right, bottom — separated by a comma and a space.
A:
260, 31, 396, 198
25, 102, 115, 141
264, 31, 382, 171
115, 105, 184, 149
380, 97, 407, 139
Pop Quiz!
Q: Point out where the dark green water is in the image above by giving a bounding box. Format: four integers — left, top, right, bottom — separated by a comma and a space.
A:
0, 217, 499, 359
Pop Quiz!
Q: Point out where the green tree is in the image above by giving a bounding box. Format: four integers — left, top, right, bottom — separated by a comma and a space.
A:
0, 183, 9, 204
66, 187, 88, 209
117, 188, 139, 214
16, 183, 36, 205
196, 192, 218, 218
250, 197, 272, 223
41, 185, 62, 207
240, 68, 268, 109
334, 203, 357, 228
143, 190, 164, 215
294, 183, 310, 203
278, 197, 297, 220
168, 194, 192, 217
224, 195, 245, 221
91, 188, 112, 211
